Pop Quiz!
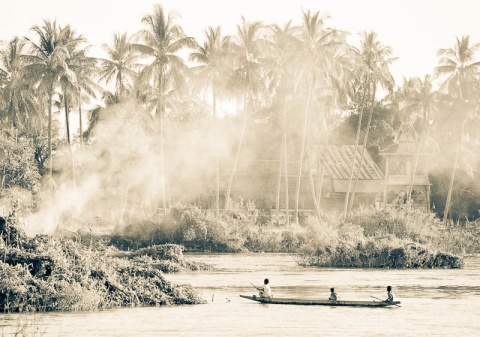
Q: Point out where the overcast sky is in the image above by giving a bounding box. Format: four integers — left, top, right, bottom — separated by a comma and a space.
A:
2, 0, 480, 83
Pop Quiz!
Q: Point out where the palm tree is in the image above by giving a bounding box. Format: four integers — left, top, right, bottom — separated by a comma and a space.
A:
75, 56, 99, 147
190, 26, 230, 218
435, 35, 480, 224
223, 17, 270, 212
0, 37, 37, 129
56, 26, 93, 146
83, 91, 121, 140
98, 32, 139, 102
22, 20, 74, 183
397, 75, 437, 205
291, 10, 341, 222
270, 21, 298, 225
310, 29, 354, 214
133, 4, 196, 214
344, 31, 395, 219
314, 60, 354, 211
61, 28, 99, 185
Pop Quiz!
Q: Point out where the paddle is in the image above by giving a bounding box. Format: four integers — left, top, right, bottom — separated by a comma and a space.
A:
370, 295, 401, 307
250, 282, 261, 291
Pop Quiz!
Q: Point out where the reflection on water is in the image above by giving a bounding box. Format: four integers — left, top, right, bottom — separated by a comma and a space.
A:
1, 254, 479, 336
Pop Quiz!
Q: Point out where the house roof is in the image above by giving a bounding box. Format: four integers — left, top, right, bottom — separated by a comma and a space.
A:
316, 145, 384, 180
380, 126, 438, 155
219, 144, 384, 195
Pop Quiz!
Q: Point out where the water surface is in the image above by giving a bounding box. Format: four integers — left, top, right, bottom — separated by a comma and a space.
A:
1, 253, 479, 336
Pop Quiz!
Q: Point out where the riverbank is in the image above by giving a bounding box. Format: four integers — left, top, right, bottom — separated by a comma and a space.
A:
106, 204, 470, 269
0, 215, 206, 312
0, 203, 472, 312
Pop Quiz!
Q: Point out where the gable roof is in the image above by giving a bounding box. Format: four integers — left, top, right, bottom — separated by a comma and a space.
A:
316, 145, 384, 180
380, 125, 438, 155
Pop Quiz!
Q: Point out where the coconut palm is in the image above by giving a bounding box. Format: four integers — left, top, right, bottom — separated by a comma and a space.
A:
75, 56, 100, 147
22, 20, 74, 182
83, 90, 121, 140
291, 10, 342, 222
270, 21, 298, 225
313, 57, 354, 212
189, 26, 230, 218
310, 29, 354, 214
56, 26, 93, 146
0, 37, 37, 129
133, 4, 196, 214
344, 31, 395, 219
98, 32, 140, 102
397, 75, 437, 205
223, 17, 270, 212
435, 35, 480, 224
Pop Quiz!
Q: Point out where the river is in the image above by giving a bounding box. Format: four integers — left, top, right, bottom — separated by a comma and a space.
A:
1, 253, 479, 336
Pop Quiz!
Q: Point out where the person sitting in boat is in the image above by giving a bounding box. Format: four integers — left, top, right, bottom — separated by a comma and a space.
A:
259, 278, 272, 298
385, 286, 395, 302
329, 288, 338, 301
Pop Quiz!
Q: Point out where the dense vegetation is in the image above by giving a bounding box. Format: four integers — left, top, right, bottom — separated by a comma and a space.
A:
107, 203, 470, 268
1, 3, 479, 224
0, 211, 206, 313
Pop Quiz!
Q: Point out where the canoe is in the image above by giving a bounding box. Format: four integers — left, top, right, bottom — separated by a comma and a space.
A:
239, 295, 401, 307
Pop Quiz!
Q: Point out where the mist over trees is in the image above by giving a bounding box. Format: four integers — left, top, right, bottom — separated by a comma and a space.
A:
1, 4, 480, 235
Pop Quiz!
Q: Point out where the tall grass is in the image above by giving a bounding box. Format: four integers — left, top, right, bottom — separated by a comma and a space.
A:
108, 203, 471, 269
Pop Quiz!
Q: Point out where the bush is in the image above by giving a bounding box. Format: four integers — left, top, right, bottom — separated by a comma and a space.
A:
0, 216, 206, 312
294, 209, 465, 269
105, 203, 471, 268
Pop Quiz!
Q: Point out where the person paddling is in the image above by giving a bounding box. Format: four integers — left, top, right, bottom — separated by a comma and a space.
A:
253, 278, 272, 298
385, 286, 395, 302
329, 288, 338, 301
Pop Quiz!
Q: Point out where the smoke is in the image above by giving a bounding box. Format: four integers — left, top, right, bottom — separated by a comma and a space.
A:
24, 100, 239, 236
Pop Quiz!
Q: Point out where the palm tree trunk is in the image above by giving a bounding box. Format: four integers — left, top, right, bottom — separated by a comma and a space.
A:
443, 118, 467, 225
406, 119, 427, 207
275, 142, 284, 225
225, 89, 249, 211
283, 106, 290, 226
307, 140, 322, 220
342, 89, 367, 221
158, 70, 167, 215
276, 96, 288, 225
408, 103, 432, 208
443, 142, 460, 225
48, 89, 54, 187
213, 88, 220, 218
78, 90, 83, 148
64, 95, 71, 145
159, 107, 167, 215
9, 92, 17, 128
316, 135, 329, 210
294, 84, 312, 224
64, 94, 77, 187
348, 84, 376, 215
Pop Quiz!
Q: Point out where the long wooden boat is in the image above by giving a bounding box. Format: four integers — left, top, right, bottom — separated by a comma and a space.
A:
239, 295, 401, 307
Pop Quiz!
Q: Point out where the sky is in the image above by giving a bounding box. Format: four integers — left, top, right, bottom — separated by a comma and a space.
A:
2, 0, 480, 83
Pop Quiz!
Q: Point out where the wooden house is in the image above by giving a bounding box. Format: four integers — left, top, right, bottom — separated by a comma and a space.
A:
379, 126, 435, 212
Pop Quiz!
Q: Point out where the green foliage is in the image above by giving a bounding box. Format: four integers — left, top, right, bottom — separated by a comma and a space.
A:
107, 203, 474, 269
163, 204, 248, 252
430, 169, 480, 221
0, 216, 206, 313
0, 129, 42, 193
294, 218, 464, 269
336, 104, 395, 165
